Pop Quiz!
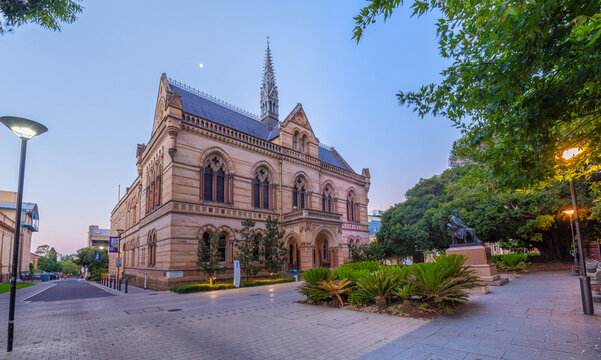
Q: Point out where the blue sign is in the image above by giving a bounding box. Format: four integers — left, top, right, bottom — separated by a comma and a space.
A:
109, 236, 120, 253
94, 250, 101, 261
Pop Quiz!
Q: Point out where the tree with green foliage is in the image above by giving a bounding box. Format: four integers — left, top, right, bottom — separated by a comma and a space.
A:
234, 219, 262, 281
37, 246, 62, 272
348, 241, 385, 262
74, 247, 108, 279
262, 216, 287, 277
35, 244, 49, 256
0, 0, 83, 34
378, 165, 600, 261
197, 231, 227, 285
28, 261, 34, 275
60, 261, 79, 276
353, 0, 601, 190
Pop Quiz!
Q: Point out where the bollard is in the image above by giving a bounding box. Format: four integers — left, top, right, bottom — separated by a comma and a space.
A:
144, 272, 147, 290
125, 278, 128, 293
118, 279, 122, 291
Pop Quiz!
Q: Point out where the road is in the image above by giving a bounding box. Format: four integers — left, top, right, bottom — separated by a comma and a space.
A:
25, 279, 115, 302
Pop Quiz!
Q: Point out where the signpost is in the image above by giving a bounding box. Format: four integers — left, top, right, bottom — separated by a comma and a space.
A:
115, 258, 122, 267
233, 260, 241, 288
94, 250, 101, 261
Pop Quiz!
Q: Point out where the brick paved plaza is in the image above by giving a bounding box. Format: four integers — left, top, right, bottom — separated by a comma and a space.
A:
0, 271, 599, 359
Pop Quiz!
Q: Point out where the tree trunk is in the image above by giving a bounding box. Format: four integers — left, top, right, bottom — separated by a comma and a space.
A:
375, 296, 387, 309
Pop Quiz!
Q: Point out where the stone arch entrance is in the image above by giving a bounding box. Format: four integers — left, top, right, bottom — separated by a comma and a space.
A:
286, 237, 300, 270
315, 231, 336, 268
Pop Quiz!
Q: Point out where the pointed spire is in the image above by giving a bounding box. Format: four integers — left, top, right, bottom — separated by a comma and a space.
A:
260, 37, 279, 131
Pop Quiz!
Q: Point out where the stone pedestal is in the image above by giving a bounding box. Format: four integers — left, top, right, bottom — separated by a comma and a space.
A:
446, 244, 507, 286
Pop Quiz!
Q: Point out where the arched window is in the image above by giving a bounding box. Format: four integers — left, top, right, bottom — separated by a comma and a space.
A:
201, 154, 230, 204
253, 168, 271, 210
347, 191, 359, 222
322, 184, 334, 213
293, 132, 298, 150
147, 231, 157, 267
204, 168, 213, 201
218, 233, 226, 262
216, 169, 225, 203
301, 135, 306, 153
292, 177, 307, 210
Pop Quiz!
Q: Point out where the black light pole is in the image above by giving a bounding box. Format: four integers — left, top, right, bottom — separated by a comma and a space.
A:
116, 229, 124, 286
569, 179, 594, 315
564, 210, 578, 274
1, 116, 47, 352
562, 147, 594, 315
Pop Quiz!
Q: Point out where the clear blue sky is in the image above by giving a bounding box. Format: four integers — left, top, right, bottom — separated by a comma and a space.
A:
0, 0, 458, 255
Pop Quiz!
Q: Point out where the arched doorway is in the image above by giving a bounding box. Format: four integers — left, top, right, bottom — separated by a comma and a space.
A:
287, 238, 300, 270
315, 232, 332, 268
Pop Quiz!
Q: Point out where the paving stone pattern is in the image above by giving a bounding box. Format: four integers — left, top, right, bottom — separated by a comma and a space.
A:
359, 271, 601, 360
0, 279, 425, 359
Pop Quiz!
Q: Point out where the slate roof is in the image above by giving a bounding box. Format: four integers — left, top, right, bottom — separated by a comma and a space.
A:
168, 78, 353, 172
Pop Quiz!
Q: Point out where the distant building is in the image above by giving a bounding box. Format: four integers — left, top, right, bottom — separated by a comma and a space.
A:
368, 210, 384, 242
0, 190, 39, 280
30, 252, 40, 270
88, 225, 110, 248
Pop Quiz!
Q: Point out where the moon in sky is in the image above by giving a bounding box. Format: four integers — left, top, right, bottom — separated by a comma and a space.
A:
199, 63, 204, 68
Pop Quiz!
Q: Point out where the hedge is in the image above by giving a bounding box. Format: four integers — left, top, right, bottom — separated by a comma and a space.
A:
171, 277, 295, 294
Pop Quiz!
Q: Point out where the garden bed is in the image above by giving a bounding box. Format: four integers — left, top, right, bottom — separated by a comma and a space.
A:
297, 256, 478, 320
299, 298, 461, 320
170, 277, 295, 294
0, 282, 36, 294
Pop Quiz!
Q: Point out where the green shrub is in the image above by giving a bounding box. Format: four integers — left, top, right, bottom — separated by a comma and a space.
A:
332, 268, 369, 287
491, 255, 501, 264
240, 278, 294, 287
338, 261, 381, 272
298, 268, 333, 302
409, 256, 478, 304
380, 265, 410, 281
356, 270, 401, 308
500, 253, 527, 267
170, 283, 235, 294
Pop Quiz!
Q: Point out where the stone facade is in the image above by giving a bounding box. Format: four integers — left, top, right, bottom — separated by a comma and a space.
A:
0, 212, 15, 283
0, 190, 38, 278
110, 47, 370, 290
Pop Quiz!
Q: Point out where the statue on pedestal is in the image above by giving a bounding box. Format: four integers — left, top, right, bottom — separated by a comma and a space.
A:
447, 209, 481, 246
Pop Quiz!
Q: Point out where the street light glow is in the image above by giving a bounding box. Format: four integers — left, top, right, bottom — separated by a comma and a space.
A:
563, 209, 574, 215
0, 116, 48, 140
562, 147, 582, 160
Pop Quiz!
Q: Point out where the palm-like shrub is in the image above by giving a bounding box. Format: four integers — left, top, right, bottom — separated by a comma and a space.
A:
356, 270, 401, 308
318, 278, 352, 307
298, 268, 333, 302
332, 267, 369, 288
338, 261, 381, 272
409, 255, 478, 304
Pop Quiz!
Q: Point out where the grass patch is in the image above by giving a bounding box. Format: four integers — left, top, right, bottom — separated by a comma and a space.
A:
0, 282, 36, 294
170, 278, 295, 294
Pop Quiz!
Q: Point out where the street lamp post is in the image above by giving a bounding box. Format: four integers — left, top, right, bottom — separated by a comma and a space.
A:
116, 229, 124, 286
563, 210, 578, 273
1, 116, 48, 352
562, 148, 594, 315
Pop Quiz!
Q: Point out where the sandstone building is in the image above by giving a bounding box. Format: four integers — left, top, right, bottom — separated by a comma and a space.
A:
0, 190, 39, 281
110, 44, 370, 289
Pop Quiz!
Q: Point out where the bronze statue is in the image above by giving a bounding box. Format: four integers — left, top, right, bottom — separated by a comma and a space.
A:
447, 209, 481, 246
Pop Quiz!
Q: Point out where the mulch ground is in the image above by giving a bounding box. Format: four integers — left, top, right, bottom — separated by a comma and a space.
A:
298, 298, 464, 320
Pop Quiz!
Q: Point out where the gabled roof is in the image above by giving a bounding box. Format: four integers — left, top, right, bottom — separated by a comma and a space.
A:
167, 77, 354, 172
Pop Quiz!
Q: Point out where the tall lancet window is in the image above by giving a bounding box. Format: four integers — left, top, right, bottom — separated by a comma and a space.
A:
301, 135, 306, 153
253, 167, 272, 210
292, 177, 307, 210
201, 155, 231, 204
293, 132, 298, 151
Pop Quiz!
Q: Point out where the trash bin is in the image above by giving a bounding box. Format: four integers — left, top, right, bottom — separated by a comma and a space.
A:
42, 274, 49, 282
